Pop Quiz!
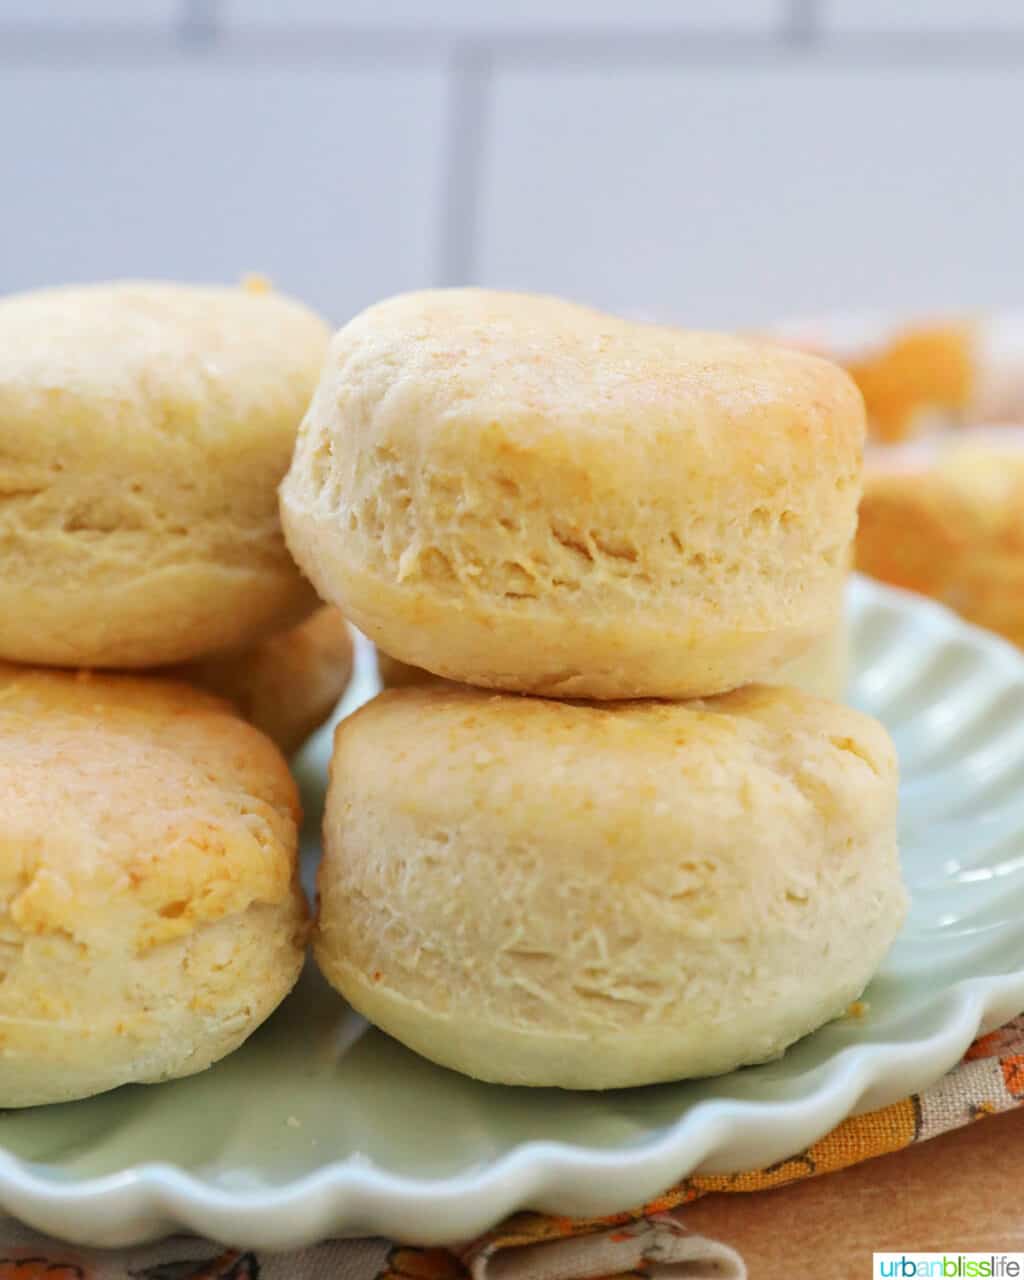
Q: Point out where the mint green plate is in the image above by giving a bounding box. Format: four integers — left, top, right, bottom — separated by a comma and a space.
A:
1, 577, 1022, 1249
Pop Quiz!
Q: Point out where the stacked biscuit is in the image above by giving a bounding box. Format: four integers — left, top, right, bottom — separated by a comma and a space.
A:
282, 289, 909, 1090
0, 280, 355, 1106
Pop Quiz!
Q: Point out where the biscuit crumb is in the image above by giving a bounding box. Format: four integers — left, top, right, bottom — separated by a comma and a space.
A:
846, 1000, 869, 1019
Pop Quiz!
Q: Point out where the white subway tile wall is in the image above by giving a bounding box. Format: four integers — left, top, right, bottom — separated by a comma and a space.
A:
2, 1, 178, 25
479, 63, 1024, 328
1, 0, 1020, 328
0, 61, 448, 325
822, 1, 1024, 33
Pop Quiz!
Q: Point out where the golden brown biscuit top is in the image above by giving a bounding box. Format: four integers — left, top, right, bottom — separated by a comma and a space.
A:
0, 666, 301, 951
336, 683, 895, 839
0, 280, 330, 456
318, 288, 865, 462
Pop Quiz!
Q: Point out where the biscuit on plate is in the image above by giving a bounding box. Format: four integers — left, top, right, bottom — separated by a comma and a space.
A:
0, 665, 307, 1106
281, 289, 864, 700
166, 606, 353, 755
314, 683, 905, 1089
857, 432, 1024, 648
0, 280, 329, 668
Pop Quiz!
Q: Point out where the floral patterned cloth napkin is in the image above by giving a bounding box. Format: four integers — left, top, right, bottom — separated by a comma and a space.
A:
1, 1016, 1021, 1280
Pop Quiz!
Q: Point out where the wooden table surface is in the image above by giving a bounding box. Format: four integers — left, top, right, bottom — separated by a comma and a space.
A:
680, 1108, 1024, 1275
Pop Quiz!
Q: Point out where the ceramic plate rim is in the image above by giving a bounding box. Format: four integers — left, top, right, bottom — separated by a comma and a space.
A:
1, 577, 1023, 1249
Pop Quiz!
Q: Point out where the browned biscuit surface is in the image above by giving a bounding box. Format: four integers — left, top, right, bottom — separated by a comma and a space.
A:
0, 664, 308, 1106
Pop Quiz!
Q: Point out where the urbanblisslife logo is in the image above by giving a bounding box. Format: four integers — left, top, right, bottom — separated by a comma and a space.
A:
874, 1257, 1024, 1278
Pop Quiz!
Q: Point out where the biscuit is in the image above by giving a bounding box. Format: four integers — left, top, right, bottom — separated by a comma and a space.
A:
857, 432, 1024, 647
376, 618, 849, 702
845, 322, 974, 442
0, 281, 329, 668
373, 546, 851, 709
314, 683, 904, 1088
769, 617, 848, 700
167, 607, 353, 755
0, 665, 307, 1106
281, 289, 864, 699
374, 650, 435, 691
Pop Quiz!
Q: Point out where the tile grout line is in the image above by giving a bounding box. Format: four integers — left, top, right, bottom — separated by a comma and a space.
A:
179, 0, 221, 49
5, 19, 1024, 66
437, 41, 491, 287
786, 0, 820, 46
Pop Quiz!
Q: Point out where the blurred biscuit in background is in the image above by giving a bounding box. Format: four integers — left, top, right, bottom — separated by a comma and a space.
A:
375, 648, 434, 691
857, 432, 1024, 648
